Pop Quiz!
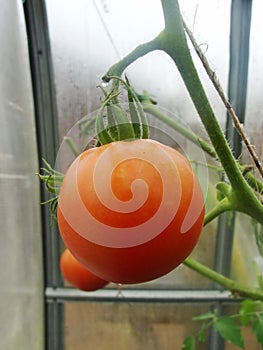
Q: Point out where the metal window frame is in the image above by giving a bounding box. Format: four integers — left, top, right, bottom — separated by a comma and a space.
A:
23, 1, 63, 349
23, 1, 253, 349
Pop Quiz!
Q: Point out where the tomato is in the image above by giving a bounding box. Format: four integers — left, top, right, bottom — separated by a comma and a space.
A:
57, 139, 205, 284
60, 248, 109, 291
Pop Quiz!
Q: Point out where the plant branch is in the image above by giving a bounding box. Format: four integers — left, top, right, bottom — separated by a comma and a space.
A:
183, 257, 263, 300
101, 0, 263, 224
143, 103, 217, 158
159, 0, 263, 224
243, 169, 263, 195
144, 103, 263, 197
204, 198, 232, 226
102, 37, 162, 82
158, 0, 242, 188
183, 19, 263, 179
144, 103, 263, 196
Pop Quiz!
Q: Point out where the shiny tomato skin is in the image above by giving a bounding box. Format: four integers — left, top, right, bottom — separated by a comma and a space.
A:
60, 248, 109, 291
57, 139, 205, 284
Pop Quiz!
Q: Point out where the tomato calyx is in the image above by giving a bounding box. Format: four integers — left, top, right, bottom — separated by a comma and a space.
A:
37, 78, 151, 218
96, 75, 149, 145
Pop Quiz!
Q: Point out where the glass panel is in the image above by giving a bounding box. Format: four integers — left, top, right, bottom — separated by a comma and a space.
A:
230, 213, 262, 287
246, 0, 263, 133
231, 0, 263, 285
45, 0, 231, 134
0, 1, 44, 349
64, 302, 262, 350
44, 1, 263, 350
46, 0, 231, 290
64, 302, 210, 350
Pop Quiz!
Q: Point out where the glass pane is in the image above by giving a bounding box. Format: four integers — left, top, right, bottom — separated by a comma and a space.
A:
64, 302, 262, 350
246, 0, 263, 132
64, 302, 210, 350
230, 0, 263, 285
46, 0, 231, 289
0, 1, 44, 349
44, 1, 263, 350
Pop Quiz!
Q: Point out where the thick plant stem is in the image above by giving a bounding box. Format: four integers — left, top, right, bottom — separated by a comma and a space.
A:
159, 0, 263, 224
158, 0, 242, 188
98, 0, 263, 301
204, 198, 232, 226
102, 37, 162, 81
183, 19, 263, 179
102, 1, 263, 225
145, 103, 263, 195
183, 258, 263, 301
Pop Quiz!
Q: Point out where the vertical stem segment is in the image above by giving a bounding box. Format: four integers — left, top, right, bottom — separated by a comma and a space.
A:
159, 0, 263, 223
159, 0, 241, 187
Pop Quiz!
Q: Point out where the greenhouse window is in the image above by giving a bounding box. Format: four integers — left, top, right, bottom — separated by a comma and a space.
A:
1, 1, 262, 350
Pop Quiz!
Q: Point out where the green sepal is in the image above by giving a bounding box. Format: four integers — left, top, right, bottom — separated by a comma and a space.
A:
106, 103, 135, 141
95, 105, 115, 145
124, 75, 149, 138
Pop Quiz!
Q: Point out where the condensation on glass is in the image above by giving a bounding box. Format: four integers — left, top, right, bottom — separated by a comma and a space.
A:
45, 0, 232, 289
0, 1, 44, 350
44, 0, 263, 349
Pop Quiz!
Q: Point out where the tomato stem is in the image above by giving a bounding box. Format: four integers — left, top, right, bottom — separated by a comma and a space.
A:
204, 198, 232, 227
96, 76, 149, 144
143, 103, 217, 159
183, 258, 263, 301
102, 0, 263, 225
144, 103, 263, 197
158, 0, 263, 224
102, 38, 162, 83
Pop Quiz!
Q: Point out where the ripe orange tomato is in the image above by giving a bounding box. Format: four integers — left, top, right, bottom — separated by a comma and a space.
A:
57, 139, 205, 284
60, 248, 109, 291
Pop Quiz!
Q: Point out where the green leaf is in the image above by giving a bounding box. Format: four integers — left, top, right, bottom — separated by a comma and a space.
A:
252, 314, 263, 346
193, 311, 216, 321
239, 299, 257, 325
182, 336, 196, 350
197, 324, 207, 343
214, 316, 244, 349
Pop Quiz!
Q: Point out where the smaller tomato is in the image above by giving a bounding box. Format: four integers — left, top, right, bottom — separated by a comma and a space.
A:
60, 248, 109, 291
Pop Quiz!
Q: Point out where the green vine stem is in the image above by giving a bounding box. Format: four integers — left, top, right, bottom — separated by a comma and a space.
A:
38, 161, 263, 300
102, 38, 162, 82
143, 103, 217, 158
36, 1, 263, 301
158, 0, 263, 224
144, 103, 263, 197
102, 0, 263, 226
183, 18, 263, 179
99, 0, 263, 299
183, 258, 263, 301
203, 198, 232, 227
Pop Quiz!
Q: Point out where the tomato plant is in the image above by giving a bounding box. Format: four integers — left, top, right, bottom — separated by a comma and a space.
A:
57, 138, 205, 284
37, 1, 263, 347
60, 248, 109, 291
